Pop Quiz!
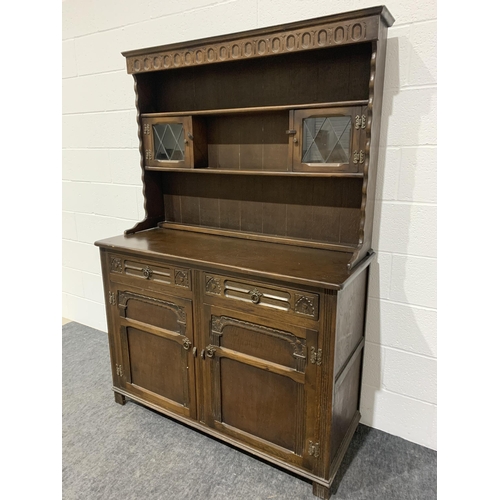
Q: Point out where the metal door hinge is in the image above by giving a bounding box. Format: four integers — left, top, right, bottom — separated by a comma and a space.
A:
355, 115, 366, 129
143, 123, 150, 135
109, 291, 116, 306
116, 364, 123, 377
145, 149, 152, 160
308, 441, 321, 458
353, 150, 365, 164
310, 347, 322, 365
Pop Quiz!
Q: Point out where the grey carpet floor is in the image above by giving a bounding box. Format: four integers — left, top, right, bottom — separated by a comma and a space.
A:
62, 322, 436, 500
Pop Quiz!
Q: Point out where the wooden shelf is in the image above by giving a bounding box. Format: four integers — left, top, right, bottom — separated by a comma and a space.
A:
145, 167, 364, 178
141, 100, 369, 118
158, 221, 360, 252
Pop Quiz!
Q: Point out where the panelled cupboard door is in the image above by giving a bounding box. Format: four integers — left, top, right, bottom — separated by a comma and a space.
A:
110, 284, 196, 420
201, 304, 320, 470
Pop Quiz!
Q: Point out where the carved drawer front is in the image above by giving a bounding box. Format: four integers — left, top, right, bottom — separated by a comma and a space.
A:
204, 273, 319, 320
109, 254, 191, 290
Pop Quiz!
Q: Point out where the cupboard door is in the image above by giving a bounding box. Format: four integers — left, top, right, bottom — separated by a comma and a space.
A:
202, 305, 319, 469
112, 286, 196, 419
291, 106, 366, 173
142, 116, 194, 169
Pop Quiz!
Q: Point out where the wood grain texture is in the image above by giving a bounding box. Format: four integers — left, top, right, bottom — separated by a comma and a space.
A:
96, 228, 356, 290
96, 7, 394, 499
136, 44, 372, 113
334, 268, 368, 377
162, 172, 363, 247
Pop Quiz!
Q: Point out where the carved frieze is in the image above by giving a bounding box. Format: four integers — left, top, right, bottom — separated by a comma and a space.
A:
126, 19, 372, 74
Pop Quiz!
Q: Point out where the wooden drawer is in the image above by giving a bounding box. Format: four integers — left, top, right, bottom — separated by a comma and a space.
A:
108, 253, 191, 291
204, 273, 319, 320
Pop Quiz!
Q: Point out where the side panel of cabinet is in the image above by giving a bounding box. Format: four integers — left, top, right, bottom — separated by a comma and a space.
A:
100, 249, 124, 400
109, 283, 196, 420
201, 304, 320, 470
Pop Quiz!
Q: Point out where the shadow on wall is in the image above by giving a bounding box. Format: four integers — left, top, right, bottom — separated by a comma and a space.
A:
359, 33, 436, 448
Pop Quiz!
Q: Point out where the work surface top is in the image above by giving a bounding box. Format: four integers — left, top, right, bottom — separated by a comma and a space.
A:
95, 228, 371, 290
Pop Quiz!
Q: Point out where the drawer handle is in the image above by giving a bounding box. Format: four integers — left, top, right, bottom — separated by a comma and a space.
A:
142, 267, 153, 279
249, 288, 263, 304
205, 345, 216, 358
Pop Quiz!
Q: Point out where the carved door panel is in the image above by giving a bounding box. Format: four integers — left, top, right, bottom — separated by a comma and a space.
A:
111, 285, 196, 420
202, 305, 320, 470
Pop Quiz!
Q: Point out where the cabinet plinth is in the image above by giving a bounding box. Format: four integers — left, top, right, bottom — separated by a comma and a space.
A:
96, 6, 393, 498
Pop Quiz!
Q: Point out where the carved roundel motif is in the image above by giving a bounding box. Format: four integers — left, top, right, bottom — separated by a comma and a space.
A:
175, 270, 190, 288
110, 257, 122, 273
301, 32, 312, 48
334, 26, 346, 44
205, 276, 222, 295
295, 296, 315, 317
244, 42, 253, 57
351, 23, 363, 41
286, 35, 296, 50
207, 48, 216, 62
317, 29, 328, 46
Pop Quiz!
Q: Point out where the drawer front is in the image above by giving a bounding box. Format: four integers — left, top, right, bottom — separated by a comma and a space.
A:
109, 253, 191, 291
204, 273, 319, 321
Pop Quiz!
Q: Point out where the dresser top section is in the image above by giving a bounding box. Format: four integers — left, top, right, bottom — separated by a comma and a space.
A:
122, 5, 394, 74
95, 228, 373, 290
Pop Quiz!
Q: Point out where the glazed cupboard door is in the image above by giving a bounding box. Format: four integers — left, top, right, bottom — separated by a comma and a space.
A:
110, 284, 196, 420
142, 115, 207, 169
290, 106, 367, 173
201, 305, 320, 470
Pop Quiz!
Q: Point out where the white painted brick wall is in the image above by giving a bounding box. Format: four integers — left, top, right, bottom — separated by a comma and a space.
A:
62, 0, 437, 450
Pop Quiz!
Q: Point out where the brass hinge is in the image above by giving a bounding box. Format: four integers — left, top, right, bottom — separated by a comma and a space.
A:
355, 115, 366, 129
145, 149, 152, 160
353, 150, 365, 164
108, 291, 116, 306
310, 347, 322, 366
116, 364, 123, 377
143, 123, 150, 135
308, 441, 321, 458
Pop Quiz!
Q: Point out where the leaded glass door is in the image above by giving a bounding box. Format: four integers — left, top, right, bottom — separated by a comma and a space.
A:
142, 116, 194, 169
291, 107, 366, 173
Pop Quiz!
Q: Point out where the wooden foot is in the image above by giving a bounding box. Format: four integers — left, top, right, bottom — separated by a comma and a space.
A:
114, 392, 126, 405
312, 482, 331, 499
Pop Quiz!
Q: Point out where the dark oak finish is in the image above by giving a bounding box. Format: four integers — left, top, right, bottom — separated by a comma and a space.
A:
96, 7, 393, 498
